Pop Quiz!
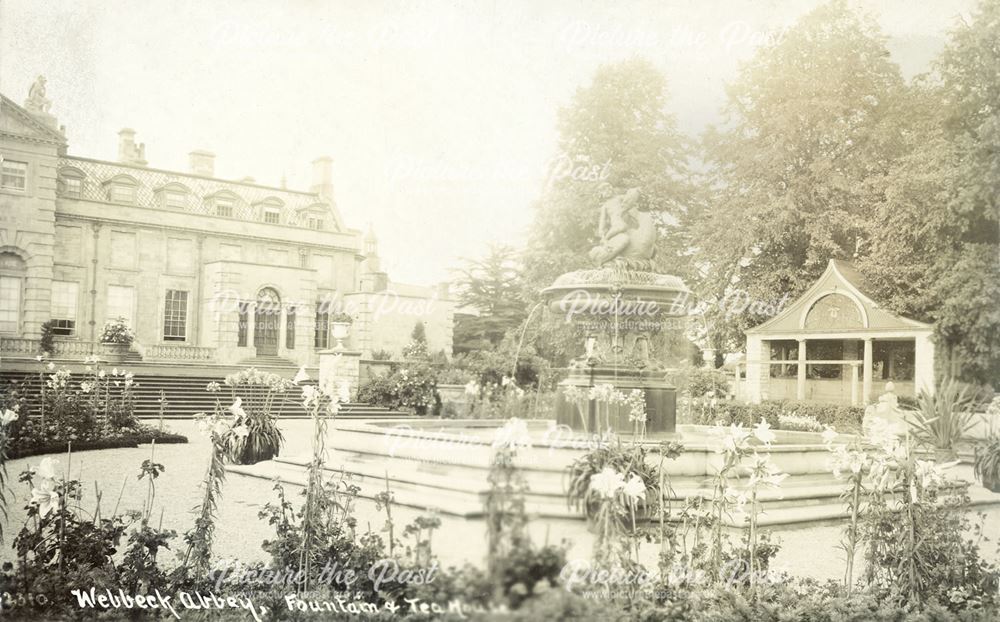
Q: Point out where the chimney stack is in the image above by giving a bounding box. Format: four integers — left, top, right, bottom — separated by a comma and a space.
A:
189, 150, 215, 177
311, 156, 333, 199
117, 128, 147, 166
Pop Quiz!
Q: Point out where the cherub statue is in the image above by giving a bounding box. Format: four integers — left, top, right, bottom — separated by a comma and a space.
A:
588, 185, 657, 269
25, 75, 52, 114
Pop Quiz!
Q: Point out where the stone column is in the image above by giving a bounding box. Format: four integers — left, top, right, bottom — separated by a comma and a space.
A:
863, 338, 874, 405
914, 334, 935, 396
745, 336, 765, 403
796, 339, 807, 401
850, 363, 860, 406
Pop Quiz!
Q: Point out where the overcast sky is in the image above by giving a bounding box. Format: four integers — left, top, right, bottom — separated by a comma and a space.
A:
0, 0, 976, 285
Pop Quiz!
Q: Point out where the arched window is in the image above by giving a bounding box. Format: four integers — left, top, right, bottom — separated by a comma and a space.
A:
804, 294, 864, 330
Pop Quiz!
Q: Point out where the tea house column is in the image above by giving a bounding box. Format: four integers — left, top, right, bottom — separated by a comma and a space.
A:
914, 333, 935, 396
862, 337, 873, 405
796, 338, 807, 401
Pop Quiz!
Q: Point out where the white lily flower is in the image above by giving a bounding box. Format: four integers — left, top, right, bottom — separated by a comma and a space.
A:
292, 367, 309, 385
302, 385, 320, 409
31, 479, 59, 517
753, 418, 776, 446
493, 417, 532, 450
33, 457, 60, 481
0, 409, 18, 426
622, 474, 646, 503
228, 397, 247, 418
589, 467, 626, 499
821, 426, 838, 445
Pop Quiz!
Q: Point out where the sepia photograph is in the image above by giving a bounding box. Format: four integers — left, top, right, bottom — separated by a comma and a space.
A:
0, 0, 998, 619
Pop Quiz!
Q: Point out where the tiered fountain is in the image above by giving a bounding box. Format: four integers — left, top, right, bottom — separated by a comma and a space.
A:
541, 186, 690, 435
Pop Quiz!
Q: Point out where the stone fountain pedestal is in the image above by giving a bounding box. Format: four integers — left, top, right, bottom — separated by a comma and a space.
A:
541, 266, 692, 435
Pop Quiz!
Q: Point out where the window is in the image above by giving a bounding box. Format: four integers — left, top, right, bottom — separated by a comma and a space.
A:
110, 183, 136, 204
308, 217, 324, 230
163, 290, 188, 341
61, 176, 83, 198
216, 197, 234, 217
0, 276, 21, 333
768, 340, 798, 379
106, 285, 134, 325
314, 304, 329, 349
807, 340, 844, 379
164, 190, 186, 209
49, 281, 79, 336
1, 160, 27, 191
286, 306, 296, 349
264, 208, 281, 224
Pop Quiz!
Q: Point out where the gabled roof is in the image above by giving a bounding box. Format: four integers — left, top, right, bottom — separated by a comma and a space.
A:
0, 94, 67, 146
746, 259, 931, 335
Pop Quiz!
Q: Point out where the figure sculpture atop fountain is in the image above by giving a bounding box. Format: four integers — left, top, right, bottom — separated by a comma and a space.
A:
588, 185, 657, 271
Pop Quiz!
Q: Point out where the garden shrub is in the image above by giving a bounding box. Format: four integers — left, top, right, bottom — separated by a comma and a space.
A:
668, 364, 731, 398
690, 399, 864, 431
356, 362, 440, 415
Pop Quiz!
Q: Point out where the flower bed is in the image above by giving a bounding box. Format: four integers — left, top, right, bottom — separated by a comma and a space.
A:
9, 425, 188, 460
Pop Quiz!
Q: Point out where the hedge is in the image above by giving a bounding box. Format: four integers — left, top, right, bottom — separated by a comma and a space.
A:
691, 399, 866, 432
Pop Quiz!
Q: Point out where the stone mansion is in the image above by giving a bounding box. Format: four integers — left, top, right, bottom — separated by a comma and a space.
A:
0, 78, 454, 372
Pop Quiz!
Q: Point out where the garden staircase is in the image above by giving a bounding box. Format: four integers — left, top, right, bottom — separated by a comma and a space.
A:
0, 370, 410, 420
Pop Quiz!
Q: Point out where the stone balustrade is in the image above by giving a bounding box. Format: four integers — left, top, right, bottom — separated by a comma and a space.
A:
140, 344, 216, 361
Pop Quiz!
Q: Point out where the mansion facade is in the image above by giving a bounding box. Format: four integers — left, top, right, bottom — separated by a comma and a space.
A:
0, 79, 453, 370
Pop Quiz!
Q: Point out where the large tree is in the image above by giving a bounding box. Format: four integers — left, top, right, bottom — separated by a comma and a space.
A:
690, 0, 909, 349
856, 0, 1000, 384
452, 245, 527, 354
522, 58, 697, 292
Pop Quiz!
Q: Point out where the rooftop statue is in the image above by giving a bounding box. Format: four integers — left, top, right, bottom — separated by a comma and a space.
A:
588, 185, 657, 271
25, 75, 52, 114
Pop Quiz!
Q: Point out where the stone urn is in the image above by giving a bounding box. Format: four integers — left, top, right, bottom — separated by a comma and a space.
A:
331, 322, 351, 349
101, 342, 130, 363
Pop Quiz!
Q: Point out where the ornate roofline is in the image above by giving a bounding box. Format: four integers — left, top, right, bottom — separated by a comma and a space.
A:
0, 94, 67, 146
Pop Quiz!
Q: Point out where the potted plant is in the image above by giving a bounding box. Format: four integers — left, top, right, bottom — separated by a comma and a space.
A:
974, 437, 1000, 493
330, 311, 353, 348
100, 317, 135, 362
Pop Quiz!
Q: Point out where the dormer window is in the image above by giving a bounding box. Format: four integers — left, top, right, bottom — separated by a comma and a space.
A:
64, 177, 83, 197
106, 175, 139, 204
164, 190, 187, 209
154, 182, 192, 210
58, 168, 86, 198
111, 185, 135, 203
308, 217, 324, 230
216, 196, 234, 217
264, 208, 281, 224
